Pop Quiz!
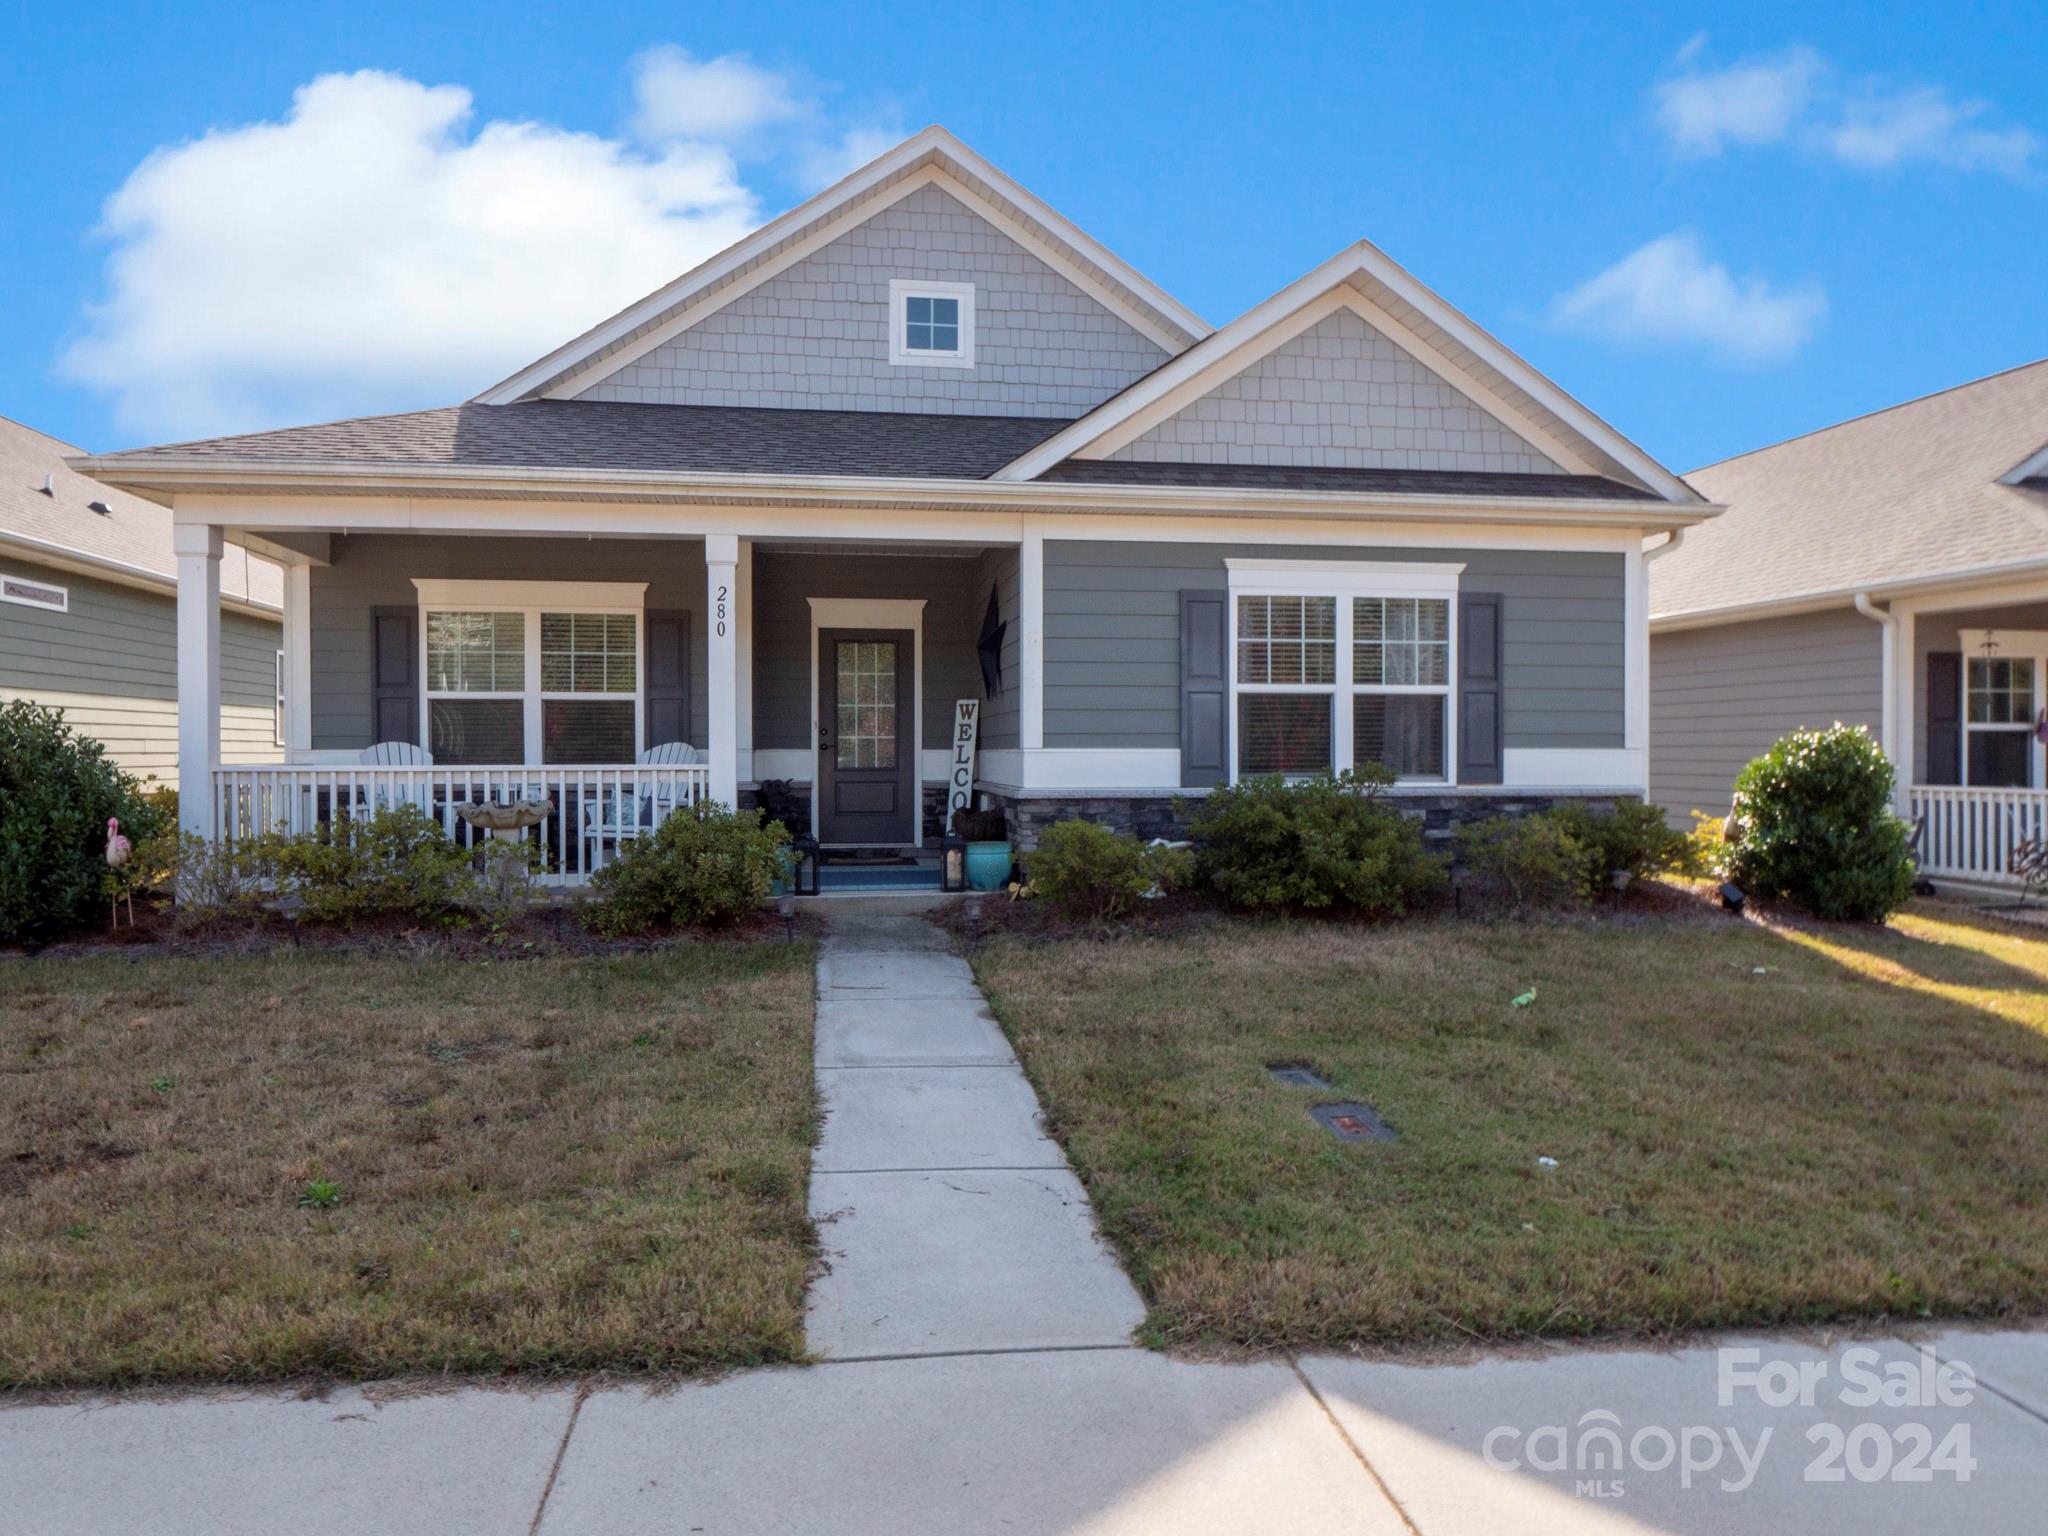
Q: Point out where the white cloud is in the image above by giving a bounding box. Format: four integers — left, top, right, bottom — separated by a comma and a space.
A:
792, 125, 907, 193
1652, 44, 2037, 177
1826, 87, 2039, 175
1654, 46, 1822, 156
630, 45, 804, 142
59, 65, 898, 440
1552, 231, 1825, 364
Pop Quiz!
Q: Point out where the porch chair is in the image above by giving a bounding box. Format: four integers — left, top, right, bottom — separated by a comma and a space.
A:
583, 743, 703, 872
349, 741, 438, 823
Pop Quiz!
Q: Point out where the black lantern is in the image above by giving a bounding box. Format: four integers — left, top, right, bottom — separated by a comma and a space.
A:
789, 836, 821, 897
940, 834, 968, 893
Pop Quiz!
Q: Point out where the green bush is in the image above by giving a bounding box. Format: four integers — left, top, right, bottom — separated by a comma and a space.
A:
0, 700, 163, 941
1023, 818, 1190, 922
587, 803, 789, 933
1548, 799, 1699, 897
1727, 724, 1915, 921
1186, 768, 1446, 915
271, 805, 481, 926
1455, 813, 1592, 911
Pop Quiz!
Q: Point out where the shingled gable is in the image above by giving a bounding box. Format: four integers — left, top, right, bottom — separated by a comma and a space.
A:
993, 241, 1703, 504
474, 125, 1210, 408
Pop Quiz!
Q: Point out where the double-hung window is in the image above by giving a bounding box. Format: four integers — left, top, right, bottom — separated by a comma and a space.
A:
1961, 631, 2046, 788
414, 581, 645, 765
1227, 562, 1461, 784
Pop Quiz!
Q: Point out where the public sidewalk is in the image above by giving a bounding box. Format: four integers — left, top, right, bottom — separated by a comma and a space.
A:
4, 896, 2044, 1532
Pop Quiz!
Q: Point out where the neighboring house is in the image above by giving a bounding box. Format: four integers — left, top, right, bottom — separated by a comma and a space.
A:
72, 127, 1712, 887
2, 415, 283, 784
1649, 360, 2048, 889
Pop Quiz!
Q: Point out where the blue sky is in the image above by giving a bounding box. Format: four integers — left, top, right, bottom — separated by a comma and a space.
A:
2, 0, 2042, 471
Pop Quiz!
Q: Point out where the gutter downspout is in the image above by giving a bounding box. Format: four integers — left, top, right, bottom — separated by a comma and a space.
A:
1854, 591, 1904, 811
1635, 530, 1685, 801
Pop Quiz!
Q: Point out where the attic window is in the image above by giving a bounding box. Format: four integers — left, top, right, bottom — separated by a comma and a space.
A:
889, 279, 974, 368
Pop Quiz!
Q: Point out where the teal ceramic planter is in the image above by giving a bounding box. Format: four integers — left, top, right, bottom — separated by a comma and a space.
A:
964, 841, 1012, 892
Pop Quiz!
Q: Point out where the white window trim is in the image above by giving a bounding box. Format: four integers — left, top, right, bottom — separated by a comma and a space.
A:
411, 579, 648, 764
1959, 629, 2048, 789
1, 571, 68, 612
1225, 561, 1464, 786
888, 278, 976, 369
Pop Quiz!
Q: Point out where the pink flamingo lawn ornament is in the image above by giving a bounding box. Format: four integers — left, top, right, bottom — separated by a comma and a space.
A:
105, 816, 134, 928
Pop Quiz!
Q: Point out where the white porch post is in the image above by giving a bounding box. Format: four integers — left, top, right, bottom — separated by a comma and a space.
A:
174, 524, 222, 839
705, 533, 740, 807
1019, 523, 1045, 763
735, 538, 754, 782
284, 562, 313, 755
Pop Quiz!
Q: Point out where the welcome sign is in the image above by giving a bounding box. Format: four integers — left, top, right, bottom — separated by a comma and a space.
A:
948, 699, 980, 818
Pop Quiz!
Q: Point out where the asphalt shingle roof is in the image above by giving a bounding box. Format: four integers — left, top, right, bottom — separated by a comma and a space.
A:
2, 416, 280, 606
94, 401, 1074, 481
1651, 360, 2048, 619
1039, 457, 1658, 500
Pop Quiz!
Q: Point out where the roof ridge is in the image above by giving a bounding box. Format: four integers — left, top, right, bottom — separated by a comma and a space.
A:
1687, 356, 2048, 475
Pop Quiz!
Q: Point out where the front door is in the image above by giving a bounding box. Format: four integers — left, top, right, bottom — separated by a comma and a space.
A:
817, 628, 915, 844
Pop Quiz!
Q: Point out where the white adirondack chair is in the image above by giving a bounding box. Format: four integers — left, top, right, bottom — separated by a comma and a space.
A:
352, 741, 437, 822
583, 743, 702, 871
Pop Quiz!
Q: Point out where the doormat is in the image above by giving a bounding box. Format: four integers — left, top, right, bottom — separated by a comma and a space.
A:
823, 849, 920, 867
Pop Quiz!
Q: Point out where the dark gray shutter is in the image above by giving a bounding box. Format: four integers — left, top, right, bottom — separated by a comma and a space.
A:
370, 606, 418, 746
645, 609, 692, 747
1458, 592, 1504, 785
1926, 650, 1961, 786
1180, 590, 1228, 787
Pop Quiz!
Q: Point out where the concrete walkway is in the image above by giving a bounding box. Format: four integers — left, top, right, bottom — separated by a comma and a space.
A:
5, 896, 2046, 1532
804, 897, 1146, 1359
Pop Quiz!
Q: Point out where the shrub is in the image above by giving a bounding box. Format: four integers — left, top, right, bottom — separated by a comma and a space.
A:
1726, 724, 1915, 921
586, 803, 789, 933
0, 700, 163, 941
156, 832, 274, 929
1456, 814, 1592, 912
1547, 799, 1699, 897
270, 806, 480, 926
1186, 768, 1446, 915
1023, 819, 1190, 923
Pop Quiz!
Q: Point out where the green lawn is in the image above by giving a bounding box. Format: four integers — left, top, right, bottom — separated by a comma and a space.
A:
970, 899, 2048, 1353
0, 942, 817, 1389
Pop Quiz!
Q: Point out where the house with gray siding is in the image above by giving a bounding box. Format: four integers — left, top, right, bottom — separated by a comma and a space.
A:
2, 416, 282, 784
72, 127, 1712, 885
1649, 360, 2048, 889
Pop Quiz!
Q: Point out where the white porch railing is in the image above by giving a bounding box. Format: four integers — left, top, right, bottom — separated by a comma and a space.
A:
1909, 785, 2048, 888
212, 763, 713, 887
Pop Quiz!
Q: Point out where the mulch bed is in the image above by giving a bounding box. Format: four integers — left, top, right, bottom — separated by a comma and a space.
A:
3, 897, 822, 963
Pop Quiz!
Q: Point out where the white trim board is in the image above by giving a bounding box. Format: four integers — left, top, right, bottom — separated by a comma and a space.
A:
806, 597, 928, 846
480, 132, 1207, 403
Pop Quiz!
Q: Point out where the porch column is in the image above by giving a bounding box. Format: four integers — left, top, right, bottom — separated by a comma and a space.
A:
174, 523, 222, 840
284, 562, 313, 754
705, 533, 740, 807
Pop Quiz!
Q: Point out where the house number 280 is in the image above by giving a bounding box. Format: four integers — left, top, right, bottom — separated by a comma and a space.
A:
715, 584, 729, 638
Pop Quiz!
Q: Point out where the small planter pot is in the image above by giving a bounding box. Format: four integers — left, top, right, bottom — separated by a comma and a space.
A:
964, 841, 1013, 892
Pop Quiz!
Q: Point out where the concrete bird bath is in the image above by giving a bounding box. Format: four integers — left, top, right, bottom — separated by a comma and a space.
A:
456, 797, 554, 842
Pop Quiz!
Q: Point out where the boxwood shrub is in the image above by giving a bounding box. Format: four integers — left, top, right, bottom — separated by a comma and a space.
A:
1727, 724, 1914, 921
1186, 768, 1445, 915
587, 802, 789, 933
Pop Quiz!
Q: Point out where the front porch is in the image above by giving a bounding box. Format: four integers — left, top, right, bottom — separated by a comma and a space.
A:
176, 525, 1022, 887
1889, 582, 2048, 890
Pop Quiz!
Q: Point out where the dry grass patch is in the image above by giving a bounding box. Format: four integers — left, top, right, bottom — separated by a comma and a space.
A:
971, 899, 2048, 1353
0, 942, 816, 1389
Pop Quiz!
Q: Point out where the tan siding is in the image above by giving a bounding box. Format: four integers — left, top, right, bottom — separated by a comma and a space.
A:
1650, 606, 1881, 821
